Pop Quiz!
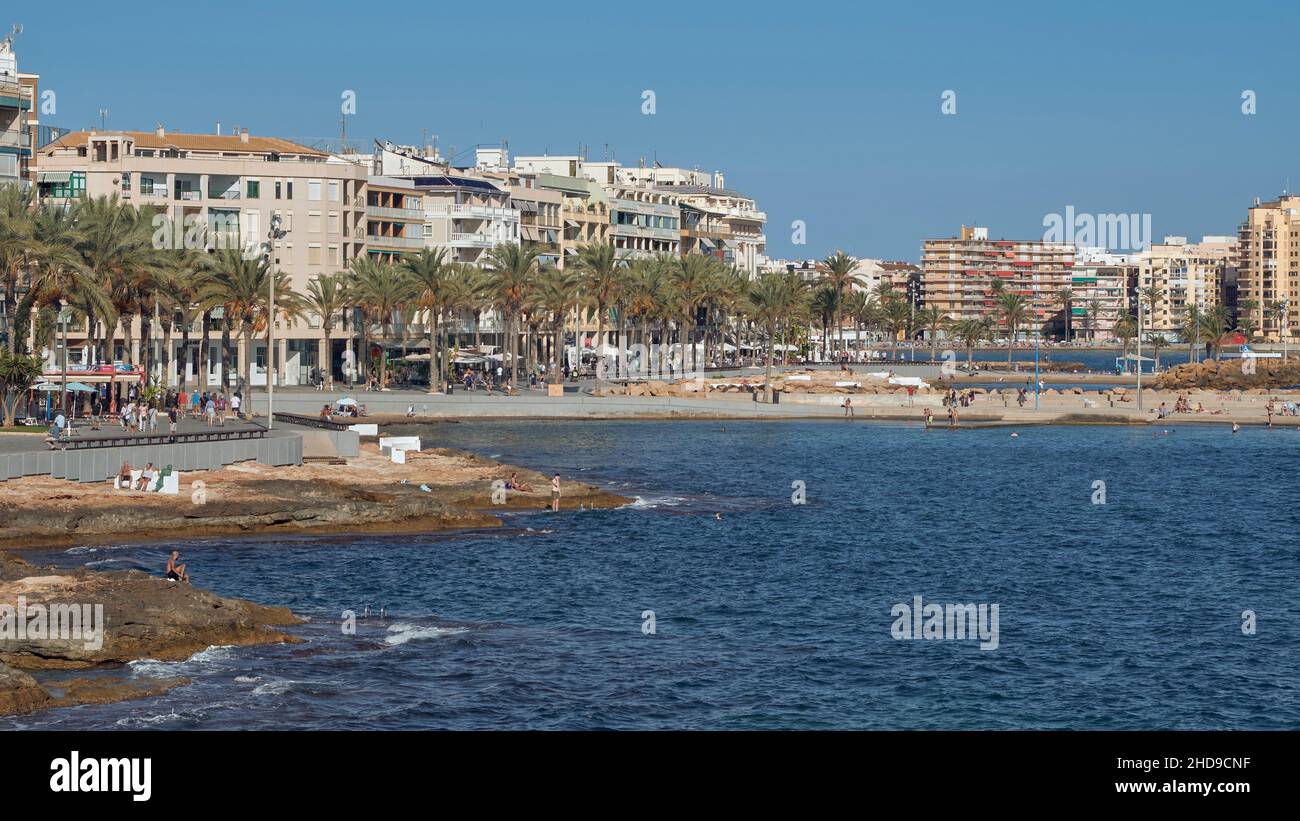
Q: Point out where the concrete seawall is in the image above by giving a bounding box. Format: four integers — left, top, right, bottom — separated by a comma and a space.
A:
0, 432, 302, 483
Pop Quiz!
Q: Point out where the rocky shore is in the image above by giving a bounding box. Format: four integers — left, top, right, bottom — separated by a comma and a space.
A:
0, 442, 629, 550
1155, 357, 1300, 390
0, 552, 301, 716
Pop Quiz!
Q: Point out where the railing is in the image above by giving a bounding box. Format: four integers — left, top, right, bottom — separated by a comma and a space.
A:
210, 189, 241, 200
450, 232, 495, 247
271, 411, 349, 431
176, 190, 201, 201
365, 233, 426, 249
0, 130, 29, 149
49, 424, 268, 450
366, 204, 425, 220
426, 204, 516, 219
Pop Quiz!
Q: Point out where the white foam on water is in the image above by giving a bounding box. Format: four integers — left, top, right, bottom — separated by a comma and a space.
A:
384, 622, 469, 646
115, 711, 183, 727
188, 645, 236, 664
234, 675, 261, 684
252, 679, 298, 696
65, 546, 98, 555
127, 658, 179, 679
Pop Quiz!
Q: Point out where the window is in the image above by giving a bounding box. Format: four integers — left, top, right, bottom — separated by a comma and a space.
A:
423, 224, 432, 238
308, 180, 321, 201
328, 180, 340, 202
308, 211, 321, 233
328, 245, 339, 266
120, 172, 131, 192
275, 180, 281, 199
328, 211, 339, 234
247, 180, 260, 199
286, 181, 294, 199
308, 244, 322, 266
140, 176, 156, 195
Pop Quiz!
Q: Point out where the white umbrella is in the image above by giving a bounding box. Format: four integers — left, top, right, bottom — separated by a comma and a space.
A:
335, 397, 358, 407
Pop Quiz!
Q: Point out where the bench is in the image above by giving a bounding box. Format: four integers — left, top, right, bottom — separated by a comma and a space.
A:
113, 468, 181, 494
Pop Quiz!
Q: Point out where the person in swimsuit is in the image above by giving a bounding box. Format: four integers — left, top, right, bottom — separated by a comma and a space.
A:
165, 550, 189, 583
551, 474, 561, 512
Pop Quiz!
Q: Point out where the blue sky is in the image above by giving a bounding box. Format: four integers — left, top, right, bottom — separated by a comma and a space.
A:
13, 0, 1300, 260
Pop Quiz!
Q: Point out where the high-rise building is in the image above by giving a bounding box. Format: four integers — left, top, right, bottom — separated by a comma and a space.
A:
1137, 236, 1236, 338
1236, 194, 1300, 342
922, 225, 1077, 338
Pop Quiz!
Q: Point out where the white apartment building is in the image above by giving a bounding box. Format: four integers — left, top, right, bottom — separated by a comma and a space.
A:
0, 33, 32, 188
1138, 235, 1236, 337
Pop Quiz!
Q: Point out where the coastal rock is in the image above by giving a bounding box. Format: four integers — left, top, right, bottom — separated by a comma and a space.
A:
0, 662, 51, 715
0, 554, 302, 670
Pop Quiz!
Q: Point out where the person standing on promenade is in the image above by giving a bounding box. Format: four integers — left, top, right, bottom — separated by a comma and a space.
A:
167, 405, 178, 438
551, 474, 561, 512
843, 397, 853, 417
231, 392, 242, 420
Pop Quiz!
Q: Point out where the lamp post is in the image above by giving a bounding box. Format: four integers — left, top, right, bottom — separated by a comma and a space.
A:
263, 214, 287, 429
1034, 322, 1040, 410
57, 307, 71, 416
1136, 293, 1143, 412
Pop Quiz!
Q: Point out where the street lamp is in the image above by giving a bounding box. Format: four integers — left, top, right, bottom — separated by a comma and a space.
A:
263, 214, 287, 429
57, 307, 71, 416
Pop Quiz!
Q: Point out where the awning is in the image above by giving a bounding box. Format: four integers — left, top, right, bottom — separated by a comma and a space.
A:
565, 219, 580, 228
39, 171, 71, 184
520, 225, 541, 241
564, 247, 578, 256
511, 199, 538, 213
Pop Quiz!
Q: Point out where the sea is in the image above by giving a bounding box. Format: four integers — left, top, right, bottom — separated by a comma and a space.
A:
4, 420, 1298, 730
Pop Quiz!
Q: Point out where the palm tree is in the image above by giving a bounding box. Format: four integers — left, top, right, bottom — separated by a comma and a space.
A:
304, 272, 349, 391
917, 305, 948, 362
1086, 297, 1105, 342
1201, 304, 1231, 360
880, 294, 913, 362
528, 266, 582, 384
820, 251, 859, 357
1144, 333, 1168, 372
667, 254, 716, 377
624, 257, 667, 377
1113, 307, 1137, 359
484, 242, 540, 389
0, 184, 35, 354
1268, 299, 1289, 357
810, 286, 836, 360
1139, 286, 1165, 334
952, 318, 992, 370
1055, 287, 1074, 344
350, 255, 413, 391
746, 271, 809, 402
402, 248, 450, 392
995, 291, 1029, 370
574, 242, 620, 382
198, 248, 293, 402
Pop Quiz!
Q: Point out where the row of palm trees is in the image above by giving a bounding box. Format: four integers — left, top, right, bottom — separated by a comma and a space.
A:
0, 188, 823, 401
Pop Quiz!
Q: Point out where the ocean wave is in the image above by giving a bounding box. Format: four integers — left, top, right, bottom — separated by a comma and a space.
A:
384, 622, 470, 646
115, 711, 183, 727
252, 679, 299, 696
234, 675, 261, 684
65, 546, 98, 555
622, 495, 690, 509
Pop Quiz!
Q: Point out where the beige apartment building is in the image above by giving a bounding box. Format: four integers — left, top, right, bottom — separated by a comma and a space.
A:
922, 225, 1077, 338
1137, 236, 1235, 337
1069, 249, 1137, 341
37, 127, 369, 386
1237, 194, 1300, 342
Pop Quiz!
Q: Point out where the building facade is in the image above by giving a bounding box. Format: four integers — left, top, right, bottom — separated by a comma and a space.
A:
0, 35, 32, 188
1236, 194, 1300, 342
922, 225, 1077, 338
1137, 236, 1236, 338
37, 127, 369, 386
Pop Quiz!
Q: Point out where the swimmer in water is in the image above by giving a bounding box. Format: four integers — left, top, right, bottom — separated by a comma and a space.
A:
1232, 422, 1240, 433
715, 512, 722, 521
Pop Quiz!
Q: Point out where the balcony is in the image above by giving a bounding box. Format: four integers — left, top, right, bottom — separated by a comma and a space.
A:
365, 233, 426, 250
426, 204, 516, 220
450, 232, 496, 248
0, 129, 30, 151
367, 204, 425, 221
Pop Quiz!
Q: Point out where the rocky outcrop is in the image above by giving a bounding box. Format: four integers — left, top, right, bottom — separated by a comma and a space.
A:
1155, 358, 1300, 390
0, 553, 301, 716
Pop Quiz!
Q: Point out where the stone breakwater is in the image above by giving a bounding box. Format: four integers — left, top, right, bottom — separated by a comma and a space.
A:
1155, 358, 1300, 390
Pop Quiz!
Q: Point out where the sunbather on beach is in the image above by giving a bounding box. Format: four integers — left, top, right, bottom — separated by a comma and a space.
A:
117, 461, 132, 490
136, 462, 156, 491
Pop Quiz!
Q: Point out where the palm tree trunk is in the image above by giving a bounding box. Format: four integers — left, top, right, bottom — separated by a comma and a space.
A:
1006, 323, 1015, 370
428, 315, 438, 394
764, 327, 775, 403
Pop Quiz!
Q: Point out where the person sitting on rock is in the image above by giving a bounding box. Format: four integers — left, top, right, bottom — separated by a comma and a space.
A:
117, 461, 133, 490
165, 550, 189, 583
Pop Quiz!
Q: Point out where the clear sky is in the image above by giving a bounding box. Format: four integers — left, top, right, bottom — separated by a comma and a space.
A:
11, 0, 1300, 261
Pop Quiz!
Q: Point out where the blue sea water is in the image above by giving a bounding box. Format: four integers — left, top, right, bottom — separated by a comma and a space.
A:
5, 420, 1299, 730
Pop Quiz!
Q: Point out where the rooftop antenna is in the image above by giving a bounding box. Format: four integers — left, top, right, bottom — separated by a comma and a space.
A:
2, 23, 20, 49
339, 114, 348, 153
99, 109, 109, 130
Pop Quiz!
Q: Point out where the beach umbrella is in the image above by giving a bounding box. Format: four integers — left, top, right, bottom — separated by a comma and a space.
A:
335, 397, 358, 407
65, 382, 98, 392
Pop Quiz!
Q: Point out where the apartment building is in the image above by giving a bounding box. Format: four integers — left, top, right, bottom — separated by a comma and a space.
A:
609, 184, 679, 259
534, 172, 608, 265
411, 174, 518, 266
0, 34, 32, 188
922, 225, 1077, 338
1237, 194, 1300, 342
37, 127, 369, 386
365, 176, 426, 263
1070, 248, 1138, 341
1138, 236, 1236, 338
